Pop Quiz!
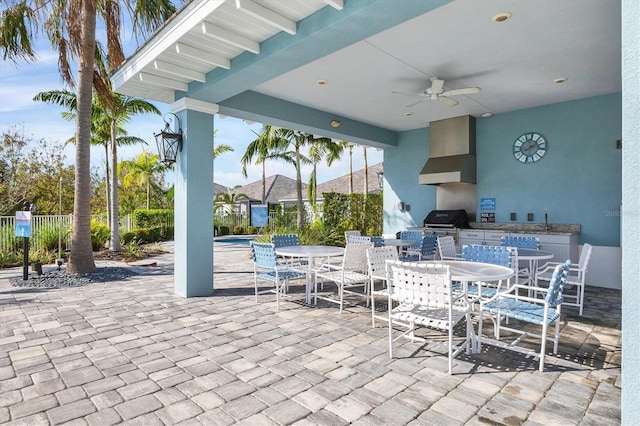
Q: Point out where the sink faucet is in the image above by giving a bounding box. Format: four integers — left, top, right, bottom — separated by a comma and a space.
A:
544, 213, 549, 232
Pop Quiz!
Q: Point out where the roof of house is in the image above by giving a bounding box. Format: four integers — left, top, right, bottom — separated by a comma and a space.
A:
237, 174, 305, 204
213, 183, 229, 196
280, 162, 383, 201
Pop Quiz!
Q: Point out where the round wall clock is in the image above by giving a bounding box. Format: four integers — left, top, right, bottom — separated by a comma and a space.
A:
513, 132, 548, 163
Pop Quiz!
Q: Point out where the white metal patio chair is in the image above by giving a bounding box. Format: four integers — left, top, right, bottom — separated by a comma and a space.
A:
536, 243, 592, 316
366, 245, 399, 327
437, 235, 462, 260
399, 233, 438, 261
386, 260, 471, 374
270, 233, 307, 272
478, 260, 571, 371
459, 244, 518, 300
314, 242, 372, 312
250, 241, 307, 311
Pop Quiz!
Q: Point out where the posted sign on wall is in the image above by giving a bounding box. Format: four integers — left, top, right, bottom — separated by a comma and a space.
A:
15, 211, 31, 238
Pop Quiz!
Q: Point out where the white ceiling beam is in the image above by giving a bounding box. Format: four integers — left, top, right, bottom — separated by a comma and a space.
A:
153, 60, 207, 82
323, 0, 344, 11
138, 72, 189, 92
201, 22, 260, 54
235, 0, 296, 35
175, 43, 231, 69
111, 0, 225, 91
170, 97, 219, 115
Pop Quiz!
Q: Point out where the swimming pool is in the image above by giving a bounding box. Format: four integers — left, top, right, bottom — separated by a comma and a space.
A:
214, 237, 255, 244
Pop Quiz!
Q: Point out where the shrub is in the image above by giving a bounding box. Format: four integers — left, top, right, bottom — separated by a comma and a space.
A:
29, 248, 55, 265
133, 209, 174, 229
219, 226, 229, 236
91, 219, 110, 251
247, 226, 258, 235
0, 251, 21, 268
33, 225, 68, 252
233, 225, 244, 235
122, 239, 143, 262
121, 226, 172, 245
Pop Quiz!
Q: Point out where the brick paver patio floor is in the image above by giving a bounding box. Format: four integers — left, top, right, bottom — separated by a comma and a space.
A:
0, 240, 621, 425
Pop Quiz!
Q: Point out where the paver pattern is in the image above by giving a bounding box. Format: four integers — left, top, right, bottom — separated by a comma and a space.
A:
0, 240, 621, 425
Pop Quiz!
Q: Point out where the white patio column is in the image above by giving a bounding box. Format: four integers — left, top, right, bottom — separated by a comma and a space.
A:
171, 98, 217, 297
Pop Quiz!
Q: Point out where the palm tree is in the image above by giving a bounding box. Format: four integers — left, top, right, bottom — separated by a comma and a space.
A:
214, 143, 234, 159
214, 187, 250, 215
307, 139, 345, 207
1, 0, 175, 273
268, 129, 329, 228
241, 125, 288, 204
119, 151, 166, 210
33, 89, 150, 244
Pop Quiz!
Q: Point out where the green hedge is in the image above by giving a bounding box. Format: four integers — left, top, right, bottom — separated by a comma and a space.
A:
322, 192, 383, 241
122, 226, 174, 245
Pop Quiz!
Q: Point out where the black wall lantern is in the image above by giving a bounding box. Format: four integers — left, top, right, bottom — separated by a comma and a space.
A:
154, 113, 183, 166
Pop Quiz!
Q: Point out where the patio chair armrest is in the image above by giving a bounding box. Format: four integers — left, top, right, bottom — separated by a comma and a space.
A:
536, 262, 561, 273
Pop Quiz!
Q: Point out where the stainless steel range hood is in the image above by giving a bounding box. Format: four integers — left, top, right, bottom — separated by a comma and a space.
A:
419, 115, 476, 185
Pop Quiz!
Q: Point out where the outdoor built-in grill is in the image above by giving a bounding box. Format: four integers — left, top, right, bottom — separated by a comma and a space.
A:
423, 209, 470, 229
414, 209, 470, 244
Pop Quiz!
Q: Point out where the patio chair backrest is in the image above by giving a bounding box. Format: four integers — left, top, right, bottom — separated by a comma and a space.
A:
545, 260, 571, 307
369, 236, 385, 247
344, 230, 361, 241
462, 244, 518, 269
250, 241, 278, 268
438, 235, 458, 259
347, 235, 372, 245
418, 234, 438, 258
500, 236, 540, 249
387, 260, 452, 307
578, 243, 593, 270
343, 242, 373, 271
367, 246, 399, 280
270, 233, 300, 248
400, 230, 423, 245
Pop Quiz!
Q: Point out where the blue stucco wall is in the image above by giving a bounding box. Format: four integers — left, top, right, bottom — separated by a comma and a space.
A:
384, 93, 622, 247
477, 93, 622, 246
383, 127, 435, 231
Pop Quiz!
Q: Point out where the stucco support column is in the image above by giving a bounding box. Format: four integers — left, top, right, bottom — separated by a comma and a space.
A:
171, 98, 218, 297
622, 0, 640, 422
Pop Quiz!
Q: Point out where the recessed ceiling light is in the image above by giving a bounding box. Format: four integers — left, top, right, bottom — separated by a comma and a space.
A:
330, 120, 341, 128
481, 112, 493, 118
316, 79, 328, 85
553, 77, 568, 84
493, 12, 512, 23
404, 112, 414, 116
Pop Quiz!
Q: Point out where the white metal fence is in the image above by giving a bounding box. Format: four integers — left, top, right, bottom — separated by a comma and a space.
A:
0, 215, 74, 253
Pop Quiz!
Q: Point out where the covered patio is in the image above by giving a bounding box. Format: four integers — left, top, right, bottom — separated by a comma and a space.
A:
0, 241, 621, 424
109, 0, 638, 421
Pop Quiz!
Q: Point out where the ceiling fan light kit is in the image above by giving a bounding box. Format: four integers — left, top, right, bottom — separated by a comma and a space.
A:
393, 77, 481, 108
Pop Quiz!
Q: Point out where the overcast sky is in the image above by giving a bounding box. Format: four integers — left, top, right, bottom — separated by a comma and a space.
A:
0, 35, 382, 189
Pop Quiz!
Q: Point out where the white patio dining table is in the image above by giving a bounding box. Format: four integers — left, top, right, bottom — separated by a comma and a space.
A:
416, 259, 515, 352
275, 245, 344, 304
516, 248, 555, 290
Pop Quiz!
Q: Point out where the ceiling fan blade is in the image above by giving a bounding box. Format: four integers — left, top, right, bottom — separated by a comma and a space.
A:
439, 96, 459, 107
392, 90, 426, 96
430, 78, 445, 93
405, 98, 429, 108
442, 87, 481, 97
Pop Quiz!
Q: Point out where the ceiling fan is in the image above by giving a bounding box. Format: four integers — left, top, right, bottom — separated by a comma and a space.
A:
393, 77, 481, 107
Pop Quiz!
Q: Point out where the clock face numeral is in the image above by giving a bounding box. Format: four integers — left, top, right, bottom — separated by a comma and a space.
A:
513, 132, 548, 163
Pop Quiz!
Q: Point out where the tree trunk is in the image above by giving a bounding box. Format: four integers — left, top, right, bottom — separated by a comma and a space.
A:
348, 146, 353, 194
363, 146, 368, 200
295, 144, 304, 228
261, 162, 266, 204
146, 178, 151, 210
67, 0, 97, 274
109, 120, 121, 251
104, 145, 110, 230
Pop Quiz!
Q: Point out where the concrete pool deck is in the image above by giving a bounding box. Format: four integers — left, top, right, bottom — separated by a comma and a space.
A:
0, 240, 621, 425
